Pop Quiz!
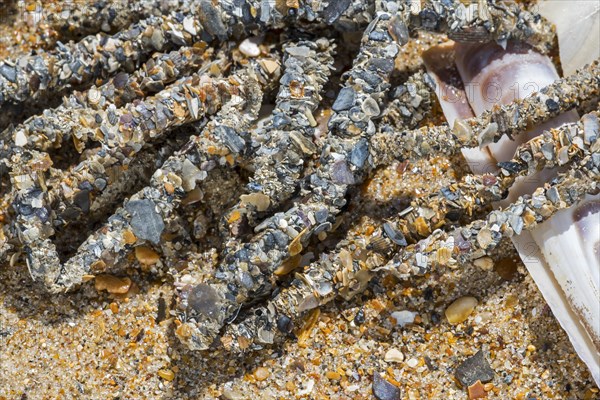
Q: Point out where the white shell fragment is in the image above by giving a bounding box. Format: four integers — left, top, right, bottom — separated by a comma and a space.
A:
391, 310, 417, 327
538, 0, 600, 76
523, 184, 600, 374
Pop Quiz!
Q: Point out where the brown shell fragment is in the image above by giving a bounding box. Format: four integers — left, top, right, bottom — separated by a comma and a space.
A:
94, 275, 132, 294
134, 246, 160, 265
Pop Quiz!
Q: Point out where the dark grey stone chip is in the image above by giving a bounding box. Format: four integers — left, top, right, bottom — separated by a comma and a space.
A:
187, 283, 222, 319
349, 139, 369, 168
332, 87, 355, 111
372, 373, 400, 400
0, 64, 17, 83
126, 199, 165, 244
323, 0, 351, 24
454, 350, 495, 387
218, 125, 245, 154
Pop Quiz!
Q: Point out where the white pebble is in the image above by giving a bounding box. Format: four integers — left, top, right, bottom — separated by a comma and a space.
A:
239, 37, 261, 57
278, 218, 288, 229
406, 358, 419, 368
474, 256, 494, 271
14, 130, 28, 147
297, 379, 315, 396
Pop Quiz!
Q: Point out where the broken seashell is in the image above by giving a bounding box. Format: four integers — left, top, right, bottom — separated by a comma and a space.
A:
426, 29, 600, 384
239, 193, 270, 212
422, 41, 475, 127
424, 10, 600, 380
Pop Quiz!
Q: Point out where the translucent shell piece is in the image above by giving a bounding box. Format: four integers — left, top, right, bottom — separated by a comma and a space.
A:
538, 0, 600, 77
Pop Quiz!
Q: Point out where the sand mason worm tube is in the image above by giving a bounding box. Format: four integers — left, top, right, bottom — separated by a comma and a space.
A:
13, 45, 215, 153
220, 113, 599, 351
174, 0, 402, 350
11, 71, 249, 290
174, 0, 564, 351
224, 39, 335, 229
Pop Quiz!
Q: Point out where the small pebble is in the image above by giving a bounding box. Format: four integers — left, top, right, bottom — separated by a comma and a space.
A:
332, 87, 355, 111
455, 350, 495, 387
135, 246, 160, 265
126, 199, 165, 244
406, 358, 419, 368
260, 59, 280, 75
183, 16, 197, 35
582, 112, 599, 143
326, 371, 341, 380
239, 37, 261, 57
414, 216, 431, 236
388, 14, 409, 45
158, 369, 175, 382
331, 160, 355, 184
94, 275, 132, 294
322, 0, 352, 23
468, 380, 487, 399
285, 45, 310, 57
476, 228, 493, 249
505, 294, 519, 308
391, 310, 417, 327
445, 296, 478, 325
122, 229, 137, 244
372, 373, 400, 400
87, 87, 101, 105
0, 64, 17, 83
297, 379, 314, 396
222, 388, 244, 400
254, 367, 270, 381
384, 348, 404, 363
187, 284, 221, 318
156, 296, 167, 323
354, 308, 365, 325
150, 29, 164, 50
349, 139, 369, 168
473, 257, 494, 271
